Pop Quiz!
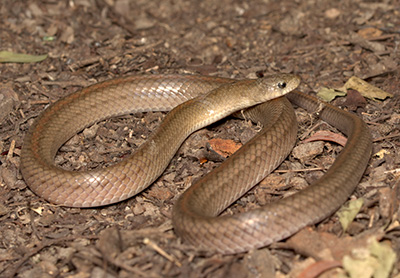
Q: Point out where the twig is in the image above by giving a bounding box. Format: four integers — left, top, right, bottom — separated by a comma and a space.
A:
143, 238, 182, 267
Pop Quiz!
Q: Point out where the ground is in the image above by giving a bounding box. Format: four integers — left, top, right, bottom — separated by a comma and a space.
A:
0, 0, 399, 277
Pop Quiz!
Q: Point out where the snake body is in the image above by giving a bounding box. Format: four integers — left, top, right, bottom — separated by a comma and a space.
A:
20, 74, 372, 254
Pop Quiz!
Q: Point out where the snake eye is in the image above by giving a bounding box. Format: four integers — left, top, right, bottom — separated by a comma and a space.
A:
278, 82, 287, 89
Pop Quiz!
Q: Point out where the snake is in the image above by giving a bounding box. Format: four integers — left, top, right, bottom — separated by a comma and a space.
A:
20, 74, 372, 254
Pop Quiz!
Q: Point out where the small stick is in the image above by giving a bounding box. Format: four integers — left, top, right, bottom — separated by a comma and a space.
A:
143, 238, 182, 267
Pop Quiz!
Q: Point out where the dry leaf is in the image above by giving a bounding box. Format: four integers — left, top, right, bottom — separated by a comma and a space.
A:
341, 76, 393, 100
304, 130, 347, 147
357, 27, 383, 39
207, 138, 242, 158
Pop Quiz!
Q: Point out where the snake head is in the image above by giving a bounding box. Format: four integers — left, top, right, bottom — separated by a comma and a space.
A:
257, 73, 301, 100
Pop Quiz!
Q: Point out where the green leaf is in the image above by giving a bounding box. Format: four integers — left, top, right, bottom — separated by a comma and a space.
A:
317, 87, 347, 102
342, 238, 396, 278
0, 51, 47, 63
369, 239, 396, 278
337, 198, 364, 232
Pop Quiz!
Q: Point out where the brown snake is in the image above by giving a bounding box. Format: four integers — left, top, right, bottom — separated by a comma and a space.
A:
20, 74, 372, 254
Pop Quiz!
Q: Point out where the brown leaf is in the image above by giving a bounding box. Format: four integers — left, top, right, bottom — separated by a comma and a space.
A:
357, 27, 383, 39
207, 138, 242, 158
298, 260, 342, 278
0, 82, 20, 123
292, 141, 324, 162
304, 130, 347, 147
97, 227, 122, 260
147, 186, 174, 201
283, 227, 385, 261
343, 89, 367, 110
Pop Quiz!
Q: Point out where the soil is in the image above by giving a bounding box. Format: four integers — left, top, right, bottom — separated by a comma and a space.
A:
1, 0, 399, 277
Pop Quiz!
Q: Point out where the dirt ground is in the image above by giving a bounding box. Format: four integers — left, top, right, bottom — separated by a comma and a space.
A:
1, 0, 399, 277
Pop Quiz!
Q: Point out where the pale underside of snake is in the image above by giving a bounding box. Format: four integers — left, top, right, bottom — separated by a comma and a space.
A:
20, 74, 372, 254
